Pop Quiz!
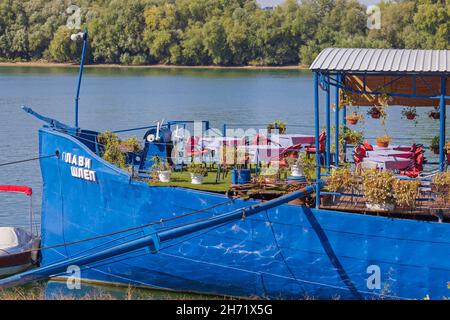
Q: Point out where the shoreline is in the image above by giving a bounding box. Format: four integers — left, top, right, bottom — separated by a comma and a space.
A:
0, 61, 309, 70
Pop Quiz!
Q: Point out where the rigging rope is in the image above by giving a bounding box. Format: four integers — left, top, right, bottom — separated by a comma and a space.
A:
0, 154, 56, 167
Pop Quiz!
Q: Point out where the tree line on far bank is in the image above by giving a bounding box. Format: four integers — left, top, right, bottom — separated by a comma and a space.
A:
0, 0, 449, 66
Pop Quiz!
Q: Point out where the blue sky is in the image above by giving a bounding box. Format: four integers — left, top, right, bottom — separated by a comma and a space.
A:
257, 0, 379, 7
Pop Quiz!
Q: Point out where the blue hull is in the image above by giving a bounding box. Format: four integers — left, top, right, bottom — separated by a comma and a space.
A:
38, 128, 450, 299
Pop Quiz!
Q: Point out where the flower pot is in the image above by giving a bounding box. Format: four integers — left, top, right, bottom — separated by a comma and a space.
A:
346, 118, 358, 125
429, 112, 440, 120
290, 164, 303, 177
158, 171, 171, 183
371, 113, 381, 119
376, 141, 389, 148
405, 113, 416, 120
366, 202, 395, 212
431, 146, 440, 155
190, 173, 204, 185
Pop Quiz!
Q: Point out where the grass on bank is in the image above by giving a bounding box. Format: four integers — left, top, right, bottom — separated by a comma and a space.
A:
0, 281, 228, 300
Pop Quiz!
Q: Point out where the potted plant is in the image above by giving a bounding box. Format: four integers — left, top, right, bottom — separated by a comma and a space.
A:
393, 180, 420, 208
151, 156, 172, 182
367, 107, 385, 119
430, 136, 440, 155
339, 127, 363, 145
286, 156, 303, 177
401, 107, 418, 121
98, 131, 127, 169
345, 112, 364, 125
325, 168, 358, 204
267, 120, 286, 134
431, 172, 450, 204
119, 137, 142, 153
376, 134, 392, 148
429, 108, 440, 120
362, 169, 396, 212
188, 163, 208, 184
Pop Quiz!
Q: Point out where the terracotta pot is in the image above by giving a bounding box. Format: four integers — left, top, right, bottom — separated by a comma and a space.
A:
371, 113, 381, 119
346, 118, 358, 125
377, 141, 389, 148
406, 113, 416, 120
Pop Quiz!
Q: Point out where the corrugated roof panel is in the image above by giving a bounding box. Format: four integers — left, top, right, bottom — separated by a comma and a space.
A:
359, 49, 376, 71
321, 48, 339, 70
352, 48, 369, 70
399, 49, 411, 71
406, 50, 418, 72
439, 50, 446, 72
376, 50, 389, 71
336, 48, 354, 70
329, 49, 347, 70
366, 49, 380, 71
309, 48, 450, 74
423, 50, 432, 72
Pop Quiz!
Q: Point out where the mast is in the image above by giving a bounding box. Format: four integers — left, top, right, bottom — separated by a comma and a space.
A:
74, 30, 88, 129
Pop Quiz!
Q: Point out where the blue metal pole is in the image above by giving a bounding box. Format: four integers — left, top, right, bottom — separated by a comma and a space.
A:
74, 30, 88, 129
314, 72, 321, 208
341, 75, 347, 161
439, 76, 446, 172
334, 74, 341, 167
325, 74, 331, 173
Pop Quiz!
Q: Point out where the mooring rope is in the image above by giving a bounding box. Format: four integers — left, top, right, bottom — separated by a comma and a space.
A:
0, 154, 56, 167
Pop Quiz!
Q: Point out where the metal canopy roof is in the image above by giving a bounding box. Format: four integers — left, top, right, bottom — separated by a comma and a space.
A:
310, 48, 450, 74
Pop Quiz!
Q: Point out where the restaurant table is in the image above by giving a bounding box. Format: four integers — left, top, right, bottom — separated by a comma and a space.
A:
372, 145, 413, 151
366, 150, 414, 159
362, 156, 413, 171
244, 145, 284, 163
200, 137, 245, 151
271, 134, 315, 148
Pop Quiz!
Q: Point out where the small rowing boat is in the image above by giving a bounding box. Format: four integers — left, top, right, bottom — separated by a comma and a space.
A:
0, 186, 40, 277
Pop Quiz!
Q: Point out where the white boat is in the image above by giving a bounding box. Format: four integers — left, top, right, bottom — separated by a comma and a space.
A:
0, 186, 40, 277
0, 227, 39, 277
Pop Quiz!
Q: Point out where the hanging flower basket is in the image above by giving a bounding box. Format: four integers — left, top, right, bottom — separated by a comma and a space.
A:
401, 107, 418, 121
367, 107, 383, 119
346, 118, 358, 125
429, 111, 440, 120
345, 112, 363, 125
376, 135, 392, 148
